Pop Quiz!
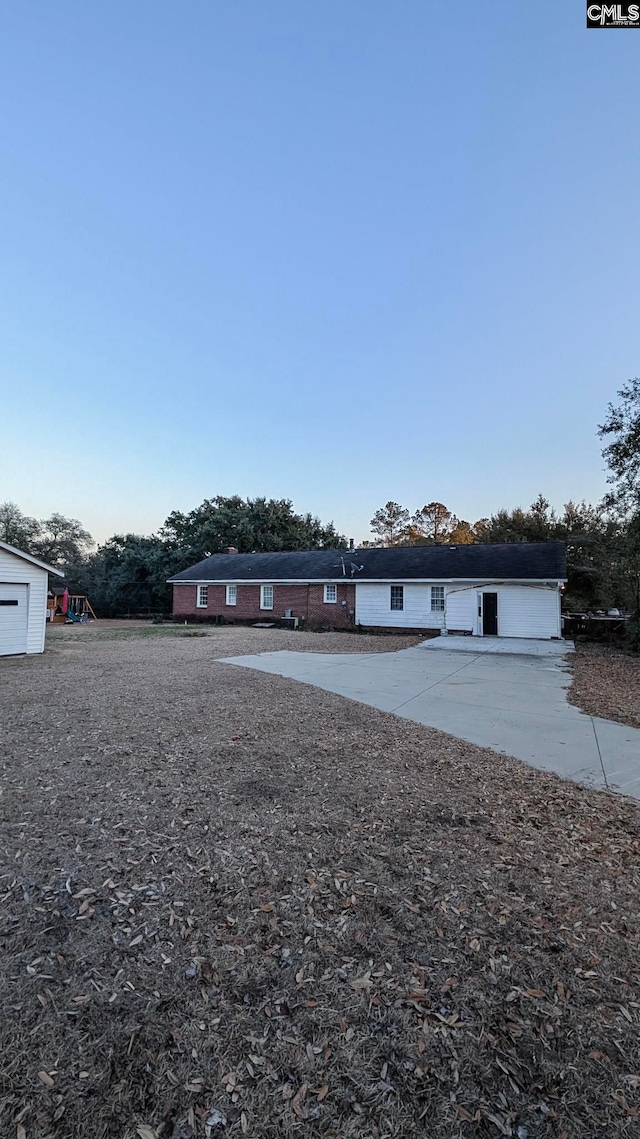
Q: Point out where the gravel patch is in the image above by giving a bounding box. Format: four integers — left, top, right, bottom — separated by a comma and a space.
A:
1, 629, 639, 1139
568, 643, 640, 729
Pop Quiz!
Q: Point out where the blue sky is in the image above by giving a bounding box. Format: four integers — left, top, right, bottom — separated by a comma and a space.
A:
1, 2, 638, 545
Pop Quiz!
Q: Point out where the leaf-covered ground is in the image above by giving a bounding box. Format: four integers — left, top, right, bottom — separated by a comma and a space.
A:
568, 642, 640, 729
1, 627, 639, 1139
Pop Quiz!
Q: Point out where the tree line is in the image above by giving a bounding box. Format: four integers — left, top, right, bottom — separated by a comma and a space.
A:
0, 497, 347, 618
362, 380, 640, 633
367, 495, 627, 613
1, 378, 639, 637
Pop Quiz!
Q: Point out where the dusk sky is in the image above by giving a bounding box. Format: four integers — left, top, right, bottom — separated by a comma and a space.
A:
1, 2, 639, 545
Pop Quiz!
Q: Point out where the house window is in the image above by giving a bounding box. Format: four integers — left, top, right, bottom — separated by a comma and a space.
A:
390, 586, 404, 611
226, 584, 237, 606
323, 584, 337, 603
260, 584, 274, 610
197, 585, 208, 608
431, 585, 445, 611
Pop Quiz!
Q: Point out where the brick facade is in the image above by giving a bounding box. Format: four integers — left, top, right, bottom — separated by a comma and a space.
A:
172, 581, 356, 629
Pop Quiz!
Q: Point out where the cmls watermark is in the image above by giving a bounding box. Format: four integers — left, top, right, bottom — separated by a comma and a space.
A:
587, 3, 640, 25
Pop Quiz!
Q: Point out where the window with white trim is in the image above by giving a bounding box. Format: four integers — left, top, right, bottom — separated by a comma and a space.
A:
390, 585, 404, 611
225, 584, 237, 606
197, 585, 208, 608
260, 584, 274, 610
431, 585, 445, 611
323, 584, 337, 603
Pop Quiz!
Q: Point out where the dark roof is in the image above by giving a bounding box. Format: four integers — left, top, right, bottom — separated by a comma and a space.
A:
168, 542, 567, 583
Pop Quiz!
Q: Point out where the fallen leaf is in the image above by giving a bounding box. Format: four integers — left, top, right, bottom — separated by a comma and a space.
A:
205, 1109, 228, 1132
136, 1127, 157, 1139
350, 971, 373, 991
38, 1070, 54, 1088
441, 976, 458, 993
453, 1104, 476, 1122
484, 1111, 512, 1136
291, 1082, 308, 1120
316, 1084, 329, 1101
612, 1092, 638, 1117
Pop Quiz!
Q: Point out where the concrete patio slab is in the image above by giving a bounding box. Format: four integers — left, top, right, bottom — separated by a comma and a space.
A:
217, 641, 640, 801
420, 636, 572, 656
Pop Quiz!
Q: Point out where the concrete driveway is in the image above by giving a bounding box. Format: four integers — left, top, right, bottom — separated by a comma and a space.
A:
219, 637, 640, 800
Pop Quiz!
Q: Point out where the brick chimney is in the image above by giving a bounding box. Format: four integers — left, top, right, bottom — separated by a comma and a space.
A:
226, 546, 238, 555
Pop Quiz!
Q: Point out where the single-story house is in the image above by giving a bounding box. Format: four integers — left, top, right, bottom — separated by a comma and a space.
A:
0, 541, 64, 656
168, 541, 567, 639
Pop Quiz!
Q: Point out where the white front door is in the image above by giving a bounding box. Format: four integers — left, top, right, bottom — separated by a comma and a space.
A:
0, 583, 28, 655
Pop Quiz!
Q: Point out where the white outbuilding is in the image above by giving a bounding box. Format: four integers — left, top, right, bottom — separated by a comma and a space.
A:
0, 540, 64, 656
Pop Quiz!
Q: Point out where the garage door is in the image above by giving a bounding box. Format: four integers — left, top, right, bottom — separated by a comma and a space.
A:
0, 584, 28, 656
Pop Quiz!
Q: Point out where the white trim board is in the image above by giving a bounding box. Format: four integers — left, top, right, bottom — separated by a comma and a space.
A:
169, 577, 565, 586
0, 541, 64, 577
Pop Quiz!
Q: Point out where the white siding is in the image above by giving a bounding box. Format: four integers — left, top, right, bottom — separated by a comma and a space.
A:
355, 583, 445, 629
0, 549, 50, 654
355, 580, 561, 639
445, 586, 476, 632
495, 584, 560, 639
445, 582, 561, 639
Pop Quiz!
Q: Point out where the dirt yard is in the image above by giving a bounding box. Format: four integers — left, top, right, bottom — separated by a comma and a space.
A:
568, 642, 640, 729
1, 627, 639, 1139
42, 621, 423, 654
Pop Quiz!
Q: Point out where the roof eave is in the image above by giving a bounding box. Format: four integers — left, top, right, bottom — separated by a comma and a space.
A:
0, 540, 65, 577
168, 575, 567, 585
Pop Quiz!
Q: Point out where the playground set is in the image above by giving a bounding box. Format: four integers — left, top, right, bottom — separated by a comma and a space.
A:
47, 586, 98, 624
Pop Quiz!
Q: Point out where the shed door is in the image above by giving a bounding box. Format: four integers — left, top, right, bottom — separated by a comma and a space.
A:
0, 584, 28, 655
482, 591, 498, 636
